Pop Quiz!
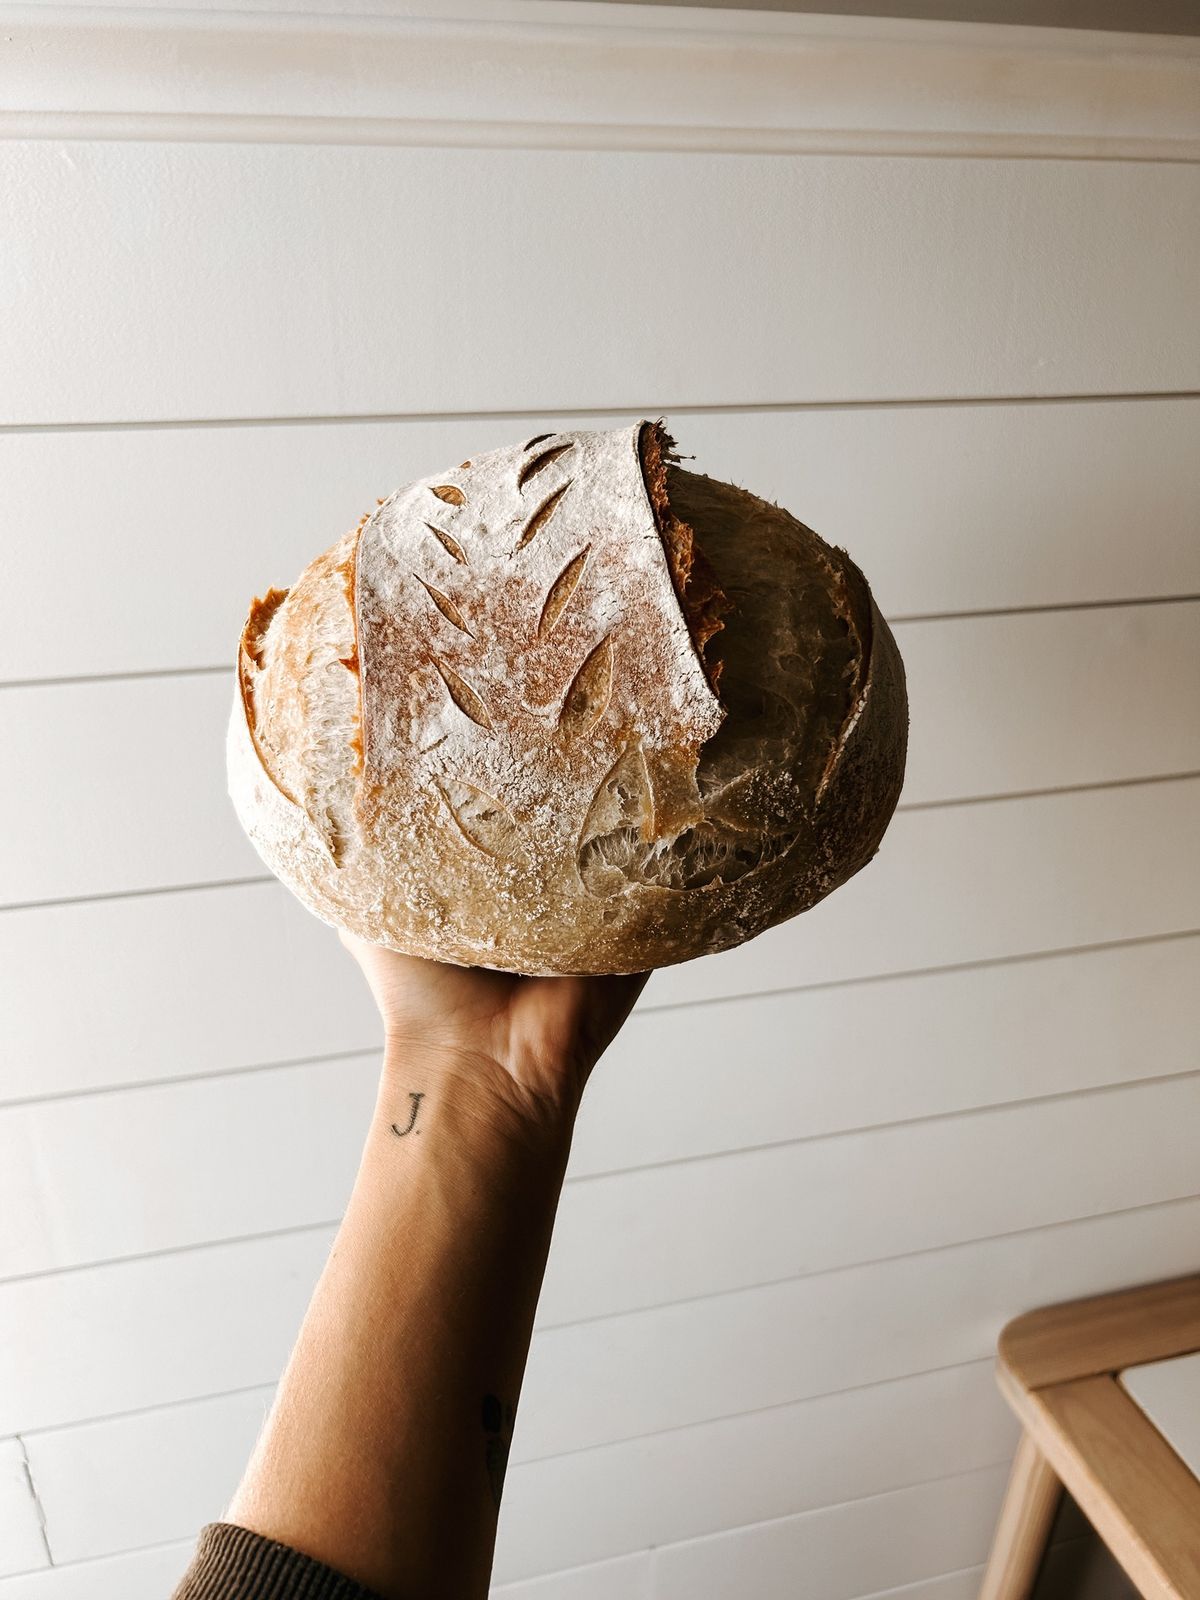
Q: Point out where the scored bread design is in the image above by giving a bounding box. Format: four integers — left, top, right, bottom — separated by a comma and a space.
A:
228, 418, 908, 974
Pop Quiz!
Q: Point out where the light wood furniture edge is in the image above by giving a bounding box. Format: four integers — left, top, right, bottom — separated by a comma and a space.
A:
979, 1273, 1200, 1600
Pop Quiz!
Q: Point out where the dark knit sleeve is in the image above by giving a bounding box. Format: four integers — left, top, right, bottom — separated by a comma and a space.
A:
170, 1522, 389, 1600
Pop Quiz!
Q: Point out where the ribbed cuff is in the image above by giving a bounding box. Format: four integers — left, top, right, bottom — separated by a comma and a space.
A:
170, 1521, 388, 1600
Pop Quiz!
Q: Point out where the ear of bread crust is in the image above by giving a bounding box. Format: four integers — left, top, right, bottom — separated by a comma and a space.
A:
638, 419, 734, 697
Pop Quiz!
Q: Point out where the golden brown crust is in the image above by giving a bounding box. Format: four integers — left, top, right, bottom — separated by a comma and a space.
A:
235, 526, 362, 865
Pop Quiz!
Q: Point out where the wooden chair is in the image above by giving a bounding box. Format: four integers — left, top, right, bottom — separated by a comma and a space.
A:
980, 1273, 1200, 1600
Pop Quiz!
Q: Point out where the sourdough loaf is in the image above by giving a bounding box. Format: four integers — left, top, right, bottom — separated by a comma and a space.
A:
227, 419, 907, 974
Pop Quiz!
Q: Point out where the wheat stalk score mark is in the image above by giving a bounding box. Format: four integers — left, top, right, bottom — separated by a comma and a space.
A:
434, 661, 493, 732
423, 522, 468, 564
414, 574, 473, 636
514, 481, 572, 555
436, 778, 526, 862
430, 484, 466, 507
518, 441, 574, 490
538, 547, 590, 639
559, 634, 614, 742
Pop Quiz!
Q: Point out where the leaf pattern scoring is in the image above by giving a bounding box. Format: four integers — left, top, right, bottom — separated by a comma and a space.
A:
559, 634, 613, 742
517, 441, 574, 490
434, 661, 493, 731
414, 574, 472, 635
430, 484, 466, 506
436, 778, 526, 863
423, 522, 468, 564
514, 481, 572, 555
538, 547, 589, 639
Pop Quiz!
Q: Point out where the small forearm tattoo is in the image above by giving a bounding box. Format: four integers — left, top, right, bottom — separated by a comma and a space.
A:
482, 1393, 515, 1510
390, 1091, 425, 1138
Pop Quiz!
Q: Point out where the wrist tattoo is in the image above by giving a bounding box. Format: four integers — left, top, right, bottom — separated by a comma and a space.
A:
390, 1091, 425, 1138
482, 1393, 515, 1510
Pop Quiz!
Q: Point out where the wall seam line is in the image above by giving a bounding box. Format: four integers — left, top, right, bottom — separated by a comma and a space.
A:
1, 389, 1197, 435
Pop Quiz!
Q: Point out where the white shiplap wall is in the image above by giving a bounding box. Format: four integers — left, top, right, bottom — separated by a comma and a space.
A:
1, 4, 1198, 1597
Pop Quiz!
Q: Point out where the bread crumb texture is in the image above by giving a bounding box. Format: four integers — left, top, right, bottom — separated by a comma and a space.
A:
227, 419, 908, 973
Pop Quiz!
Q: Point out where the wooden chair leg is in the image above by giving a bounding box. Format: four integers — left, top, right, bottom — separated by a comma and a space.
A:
979, 1431, 1063, 1600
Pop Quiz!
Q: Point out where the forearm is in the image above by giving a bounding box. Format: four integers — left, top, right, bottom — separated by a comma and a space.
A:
225, 1047, 575, 1600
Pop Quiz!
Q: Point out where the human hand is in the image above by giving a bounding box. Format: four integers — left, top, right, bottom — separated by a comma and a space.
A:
339, 928, 650, 1146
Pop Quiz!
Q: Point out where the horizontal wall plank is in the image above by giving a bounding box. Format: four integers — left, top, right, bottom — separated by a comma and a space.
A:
541, 1073, 1200, 1327
0, 1542, 196, 1600
1, 927, 1194, 1162
3, 600, 1196, 908
2, 399, 1198, 682
802, 1569, 987, 1600
0, 1441, 46, 1578
0, 1227, 331, 1437
23, 1359, 1014, 1572
2, 919, 1195, 1173
0, 676, 259, 906
3, 145, 1198, 427
4, 1040, 1200, 1299
494, 1361, 1015, 1585
8, 8, 1199, 160
492, 1551, 651, 1600
0, 882, 381, 1105
26, 1390, 270, 1567
2, 778, 1195, 1104
650, 1463, 1011, 1600
572, 934, 1200, 1176
519, 1199, 1200, 1462
3, 938, 1196, 1267
0, 1064, 369, 1278
4, 1176, 1199, 1440
898, 601, 1200, 805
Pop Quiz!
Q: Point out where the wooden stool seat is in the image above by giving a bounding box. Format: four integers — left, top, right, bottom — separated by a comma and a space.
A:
980, 1273, 1200, 1600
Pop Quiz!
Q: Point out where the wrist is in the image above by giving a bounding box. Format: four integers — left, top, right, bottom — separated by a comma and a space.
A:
376, 1037, 578, 1169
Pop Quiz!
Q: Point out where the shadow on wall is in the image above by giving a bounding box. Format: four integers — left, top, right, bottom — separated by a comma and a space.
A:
1031, 1494, 1139, 1600
562, 0, 1200, 38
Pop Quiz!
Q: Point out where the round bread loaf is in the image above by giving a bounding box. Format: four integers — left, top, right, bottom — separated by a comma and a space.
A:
227, 419, 907, 974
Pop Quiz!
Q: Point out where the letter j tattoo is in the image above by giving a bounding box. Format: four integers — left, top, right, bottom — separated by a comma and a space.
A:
391, 1092, 425, 1138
